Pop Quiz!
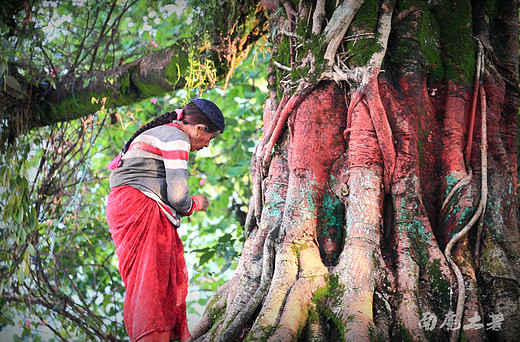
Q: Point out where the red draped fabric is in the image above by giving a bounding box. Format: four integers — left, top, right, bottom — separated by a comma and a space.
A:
106, 185, 190, 342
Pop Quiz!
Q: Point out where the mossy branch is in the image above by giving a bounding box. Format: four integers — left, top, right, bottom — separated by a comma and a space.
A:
323, 0, 366, 67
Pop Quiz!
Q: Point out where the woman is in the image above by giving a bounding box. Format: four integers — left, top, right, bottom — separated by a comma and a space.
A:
106, 98, 225, 342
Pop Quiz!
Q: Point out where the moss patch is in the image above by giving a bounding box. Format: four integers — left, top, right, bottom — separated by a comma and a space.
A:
309, 274, 349, 340
396, 323, 415, 342
427, 258, 452, 314
317, 188, 345, 265
346, 0, 382, 67
431, 0, 476, 84
418, 7, 444, 82
206, 294, 227, 336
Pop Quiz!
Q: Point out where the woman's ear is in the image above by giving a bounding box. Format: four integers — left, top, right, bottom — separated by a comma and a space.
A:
193, 124, 205, 139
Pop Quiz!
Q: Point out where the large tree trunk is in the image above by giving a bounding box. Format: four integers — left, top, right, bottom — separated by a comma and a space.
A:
191, 0, 519, 341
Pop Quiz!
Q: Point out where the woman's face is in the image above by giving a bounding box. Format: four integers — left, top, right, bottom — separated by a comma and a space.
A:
189, 125, 219, 151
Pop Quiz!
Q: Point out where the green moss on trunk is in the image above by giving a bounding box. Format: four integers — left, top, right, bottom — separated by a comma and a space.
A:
346, 0, 381, 67
431, 0, 476, 84
207, 294, 227, 336
418, 7, 444, 82
310, 274, 348, 340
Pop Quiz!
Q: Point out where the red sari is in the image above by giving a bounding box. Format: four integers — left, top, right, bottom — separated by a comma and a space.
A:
106, 185, 190, 341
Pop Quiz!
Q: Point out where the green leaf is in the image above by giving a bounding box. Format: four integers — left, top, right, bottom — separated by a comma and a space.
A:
198, 250, 215, 266
227, 166, 244, 177
27, 244, 35, 256
218, 233, 233, 243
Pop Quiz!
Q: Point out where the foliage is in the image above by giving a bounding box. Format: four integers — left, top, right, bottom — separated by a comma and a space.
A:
1, 113, 127, 341
0, 1, 268, 340
1, 0, 191, 79
0, 0, 215, 142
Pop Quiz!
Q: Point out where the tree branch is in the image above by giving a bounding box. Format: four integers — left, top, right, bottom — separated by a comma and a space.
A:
323, 0, 365, 66
312, 0, 326, 35
29, 43, 191, 128
87, 0, 118, 72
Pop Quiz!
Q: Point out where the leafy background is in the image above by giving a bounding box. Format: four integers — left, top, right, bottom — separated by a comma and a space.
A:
0, 1, 268, 340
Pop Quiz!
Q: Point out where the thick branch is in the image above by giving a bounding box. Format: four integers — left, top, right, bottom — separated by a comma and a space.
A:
365, 0, 394, 76
32, 43, 191, 128
312, 0, 326, 35
4, 1, 268, 133
323, 0, 365, 66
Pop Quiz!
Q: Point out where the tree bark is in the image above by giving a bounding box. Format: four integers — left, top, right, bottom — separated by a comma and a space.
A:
38, 44, 190, 127
193, 0, 520, 341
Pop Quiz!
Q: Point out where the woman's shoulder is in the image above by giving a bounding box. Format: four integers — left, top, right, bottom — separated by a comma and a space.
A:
143, 124, 189, 142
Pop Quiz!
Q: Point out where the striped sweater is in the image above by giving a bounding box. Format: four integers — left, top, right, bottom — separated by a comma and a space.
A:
109, 123, 193, 227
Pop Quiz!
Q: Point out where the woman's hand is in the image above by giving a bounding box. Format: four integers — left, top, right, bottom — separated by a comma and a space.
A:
192, 194, 209, 211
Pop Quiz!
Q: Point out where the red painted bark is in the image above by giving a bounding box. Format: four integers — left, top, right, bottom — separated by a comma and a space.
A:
330, 86, 386, 340
366, 70, 396, 192
193, 1, 520, 341
376, 69, 454, 340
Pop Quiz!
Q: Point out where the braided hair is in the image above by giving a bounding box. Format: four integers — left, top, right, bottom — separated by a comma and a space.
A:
121, 111, 176, 154
107, 100, 223, 170
121, 102, 222, 154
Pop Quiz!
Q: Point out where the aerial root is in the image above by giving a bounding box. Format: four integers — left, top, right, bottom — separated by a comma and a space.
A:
246, 243, 299, 340
272, 274, 327, 341
261, 84, 315, 168
190, 279, 235, 341
343, 89, 364, 143
243, 243, 327, 341
331, 166, 385, 341
249, 92, 291, 226
215, 228, 278, 342
248, 93, 288, 226
439, 170, 472, 220
464, 40, 484, 165
444, 44, 487, 342
246, 153, 261, 233
306, 304, 328, 342
191, 211, 281, 341
263, 93, 289, 144
441, 41, 485, 221
252, 165, 264, 227
366, 72, 396, 193
282, 1, 297, 68
473, 78, 487, 267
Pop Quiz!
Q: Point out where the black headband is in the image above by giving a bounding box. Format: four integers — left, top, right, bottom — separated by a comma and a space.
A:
192, 98, 225, 132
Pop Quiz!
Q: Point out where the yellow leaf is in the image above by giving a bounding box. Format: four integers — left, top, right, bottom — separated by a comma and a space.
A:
23, 260, 29, 275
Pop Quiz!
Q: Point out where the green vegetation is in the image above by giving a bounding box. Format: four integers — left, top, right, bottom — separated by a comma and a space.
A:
0, 1, 268, 340
309, 274, 347, 340
431, 0, 476, 84
418, 7, 444, 82
346, 0, 381, 67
